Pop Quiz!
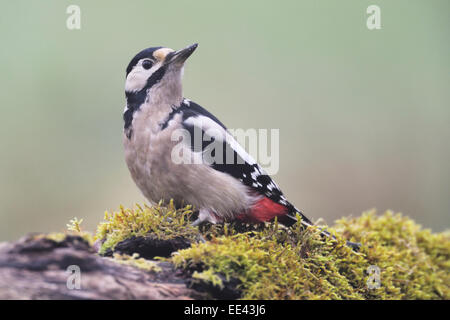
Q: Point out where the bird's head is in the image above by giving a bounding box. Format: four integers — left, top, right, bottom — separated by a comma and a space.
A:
125, 43, 198, 105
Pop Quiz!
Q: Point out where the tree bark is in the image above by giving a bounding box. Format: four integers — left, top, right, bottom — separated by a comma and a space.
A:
0, 235, 204, 300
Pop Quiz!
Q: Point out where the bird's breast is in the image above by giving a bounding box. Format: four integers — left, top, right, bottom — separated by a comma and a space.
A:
122, 101, 258, 217
123, 102, 180, 201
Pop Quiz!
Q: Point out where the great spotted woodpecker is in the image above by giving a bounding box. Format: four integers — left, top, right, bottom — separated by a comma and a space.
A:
123, 44, 360, 249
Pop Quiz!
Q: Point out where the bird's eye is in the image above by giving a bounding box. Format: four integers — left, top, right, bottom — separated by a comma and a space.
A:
142, 60, 153, 70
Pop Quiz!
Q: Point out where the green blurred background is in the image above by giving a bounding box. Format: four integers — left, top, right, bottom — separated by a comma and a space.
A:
0, 0, 449, 240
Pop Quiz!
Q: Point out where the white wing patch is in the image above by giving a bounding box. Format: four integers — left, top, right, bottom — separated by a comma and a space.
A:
179, 100, 294, 214
184, 115, 257, 166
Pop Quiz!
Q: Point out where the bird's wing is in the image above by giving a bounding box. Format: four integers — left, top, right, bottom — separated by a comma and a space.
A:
165, 99, 312, 224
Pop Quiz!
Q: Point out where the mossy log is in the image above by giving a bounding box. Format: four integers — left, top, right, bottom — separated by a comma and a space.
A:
0, 203, 448, 300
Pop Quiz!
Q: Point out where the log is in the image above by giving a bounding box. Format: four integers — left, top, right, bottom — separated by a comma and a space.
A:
0, 235, 204, 300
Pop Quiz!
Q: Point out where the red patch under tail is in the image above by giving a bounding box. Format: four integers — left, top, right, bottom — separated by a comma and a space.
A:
237, 197, 289, 223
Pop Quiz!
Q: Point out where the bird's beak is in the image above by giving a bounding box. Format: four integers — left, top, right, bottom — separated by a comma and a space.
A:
166, 43, 198, 66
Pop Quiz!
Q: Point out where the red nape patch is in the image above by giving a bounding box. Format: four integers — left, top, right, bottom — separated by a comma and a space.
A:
237, 197, 288, 223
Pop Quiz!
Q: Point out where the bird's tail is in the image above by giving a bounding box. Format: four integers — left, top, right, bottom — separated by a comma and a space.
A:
281, 204, 314, 228
283, 206, 361, 251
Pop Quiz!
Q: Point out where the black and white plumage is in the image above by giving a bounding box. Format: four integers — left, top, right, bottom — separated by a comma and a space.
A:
161, 98, 312, 226
122, 44, 359, 249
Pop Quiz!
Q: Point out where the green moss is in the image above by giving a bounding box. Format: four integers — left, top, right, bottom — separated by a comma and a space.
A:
95, 201, 198, 255
192, 269, 224, 289
331, 210, 450, 299
42, 232, 69, 243
65, 217, 95, 245
171, 210, 450, 300
33, 218, 95, 245
80, 201, 449, 299
67, 217, 84, 233
112, 253, 162, 272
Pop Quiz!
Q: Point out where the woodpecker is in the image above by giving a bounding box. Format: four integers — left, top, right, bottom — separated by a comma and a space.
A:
123, 44, 359, 249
